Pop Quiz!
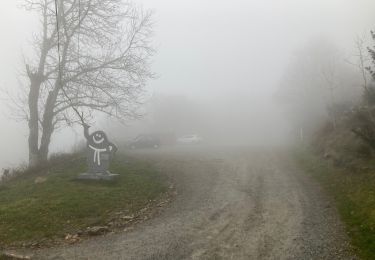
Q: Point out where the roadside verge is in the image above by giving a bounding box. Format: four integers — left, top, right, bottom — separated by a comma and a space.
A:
295, 148, 375, 259
0, 152, 174, 251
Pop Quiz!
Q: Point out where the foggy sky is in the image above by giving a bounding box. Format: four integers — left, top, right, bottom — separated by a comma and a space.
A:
1, 0, 375, 169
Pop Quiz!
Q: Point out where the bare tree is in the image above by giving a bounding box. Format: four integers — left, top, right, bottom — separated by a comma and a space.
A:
12, 0, 154, 166
348, 32, 375, 149
276, 39, 360, 141
356, 36, 371, 94
346, 34, 371, 95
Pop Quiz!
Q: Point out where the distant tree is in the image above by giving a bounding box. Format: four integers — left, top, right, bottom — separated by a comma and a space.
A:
351, 31, 375, 148
353, 35, 371, 94
366, 31, 375, 82
276, 40, 359, 140
9, 0, 154, 166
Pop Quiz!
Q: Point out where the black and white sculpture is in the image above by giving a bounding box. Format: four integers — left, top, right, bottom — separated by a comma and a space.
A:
78, 124, 119, 180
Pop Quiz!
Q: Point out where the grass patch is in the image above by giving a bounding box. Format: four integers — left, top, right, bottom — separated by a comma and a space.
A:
295, 148, 375, 260
0, 152, 168, 246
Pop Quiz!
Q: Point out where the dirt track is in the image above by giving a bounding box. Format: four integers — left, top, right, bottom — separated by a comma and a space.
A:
33, 146, 356, 259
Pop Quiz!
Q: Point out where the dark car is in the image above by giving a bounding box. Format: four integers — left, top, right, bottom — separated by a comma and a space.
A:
129, 135, 160, 149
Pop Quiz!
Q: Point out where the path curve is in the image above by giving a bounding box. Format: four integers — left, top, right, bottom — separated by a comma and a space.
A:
33, 147, 356, 259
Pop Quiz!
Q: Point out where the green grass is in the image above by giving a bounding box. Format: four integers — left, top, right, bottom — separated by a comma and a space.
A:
0, 152, 168, 246
295, 148, 375, 260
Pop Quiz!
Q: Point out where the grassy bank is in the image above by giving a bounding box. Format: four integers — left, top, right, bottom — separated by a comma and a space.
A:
295, 148, 375, 259
0, 152, 168, 246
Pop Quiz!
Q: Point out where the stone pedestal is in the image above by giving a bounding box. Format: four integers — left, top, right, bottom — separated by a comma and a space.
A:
77, 172, 119, 181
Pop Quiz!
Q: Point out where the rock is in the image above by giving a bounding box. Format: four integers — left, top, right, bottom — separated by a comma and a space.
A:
30, 242, 39, 248
121, 215, 134, 221
157, 201, 168, 207
0, 251, 32, 259
34, 177, 47, 184
87, 226, 109, 236
67, 234, 80, 243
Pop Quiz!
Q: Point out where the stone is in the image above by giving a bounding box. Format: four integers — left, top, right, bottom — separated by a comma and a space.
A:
121, 215, 135, 221
65, 234, 80, 244
0, 251, 32, 259
87, 226, 109, 236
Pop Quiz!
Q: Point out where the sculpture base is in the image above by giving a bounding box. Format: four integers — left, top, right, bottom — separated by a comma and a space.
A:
77, 172, 119, 181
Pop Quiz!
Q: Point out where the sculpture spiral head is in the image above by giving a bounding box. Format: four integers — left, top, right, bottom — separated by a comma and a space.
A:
90, 131, 108, 146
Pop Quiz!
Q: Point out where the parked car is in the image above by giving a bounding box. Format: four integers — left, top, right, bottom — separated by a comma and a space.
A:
177, 134, 203, 144
129, 135, 160, 149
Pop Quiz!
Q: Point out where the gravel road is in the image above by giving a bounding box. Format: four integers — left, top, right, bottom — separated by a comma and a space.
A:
32, 146, 357, 259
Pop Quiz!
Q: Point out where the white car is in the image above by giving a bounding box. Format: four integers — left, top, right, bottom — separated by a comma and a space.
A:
177, 134, 202, 144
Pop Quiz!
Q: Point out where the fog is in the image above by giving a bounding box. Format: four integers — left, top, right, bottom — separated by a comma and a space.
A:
1, 0, 375, 170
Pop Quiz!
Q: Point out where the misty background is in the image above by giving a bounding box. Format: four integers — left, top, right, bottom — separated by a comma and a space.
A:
1, 0, 375, 170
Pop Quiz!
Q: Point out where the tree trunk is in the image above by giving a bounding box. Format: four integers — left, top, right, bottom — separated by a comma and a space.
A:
26, 10, 49, 166
28, 79, 41, 167
39, 88, 59, 163
38, 128, 52, 163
